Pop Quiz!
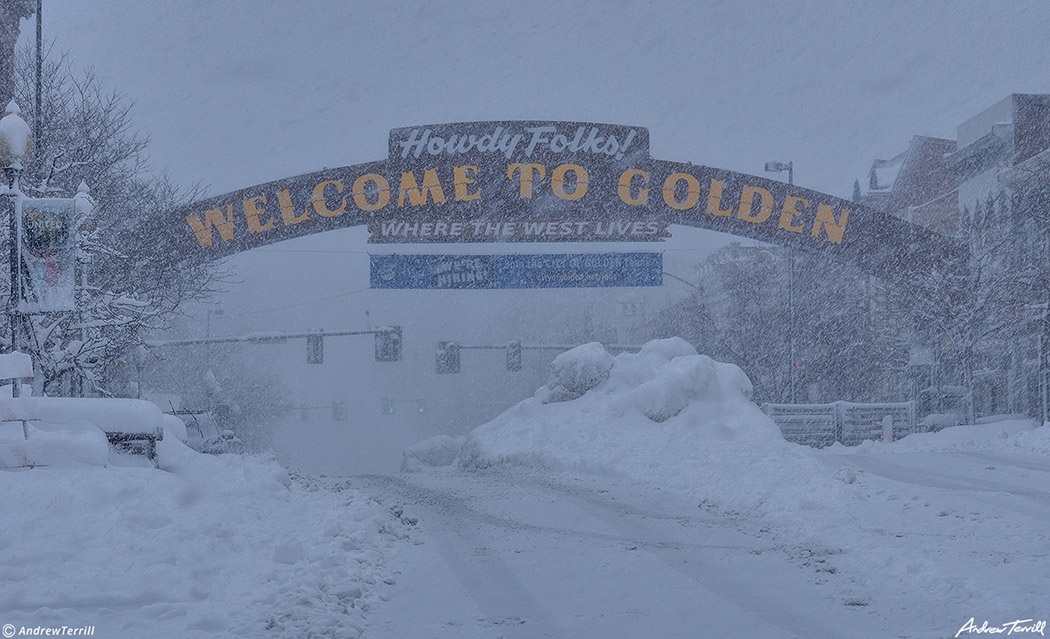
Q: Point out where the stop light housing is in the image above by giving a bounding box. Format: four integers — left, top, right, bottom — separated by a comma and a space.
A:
436, 341, 460, 374
332, 401, 347, 421
307, 333, 324, 364
375, 326, 402, 362
506, 340, 522, 372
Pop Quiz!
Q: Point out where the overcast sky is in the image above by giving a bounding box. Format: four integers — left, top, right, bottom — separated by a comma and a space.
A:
24, 1, 1050, 199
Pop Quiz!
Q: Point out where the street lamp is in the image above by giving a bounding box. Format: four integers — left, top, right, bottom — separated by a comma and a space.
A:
0, 100, 32, 189
764, 161, 793, 186
765, 160, 797, 403
0, 101, 32, 397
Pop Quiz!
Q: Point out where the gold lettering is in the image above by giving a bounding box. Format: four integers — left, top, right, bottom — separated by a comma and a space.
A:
618, 168, 650, 206
312, 180, 348, 218
186, 205, 236, 247
507, 163, 546, 199
242, 195, 274, 234
778, 194, 807, 233
454, 165, 481, 201
662, 172, 701, 210
551, 163, 588, 200
398, 169, 447, 207
737, 185, 774, 223
811, 204, 850, 243
277, 189, 310, 225
706, 179, 734, 217
352, 173, 390, 212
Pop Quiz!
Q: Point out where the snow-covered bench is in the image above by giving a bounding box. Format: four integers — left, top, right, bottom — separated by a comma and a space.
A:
103, 426, 164, 462
34, 398, 177, 467
0, 352, 183, 466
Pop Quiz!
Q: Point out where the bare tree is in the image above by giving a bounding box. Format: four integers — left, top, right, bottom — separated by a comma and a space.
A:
9, 43, 224, 395
894, 194, 1040, 423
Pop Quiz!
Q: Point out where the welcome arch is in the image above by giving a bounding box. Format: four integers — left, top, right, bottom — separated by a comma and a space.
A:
171, 121, 963, 281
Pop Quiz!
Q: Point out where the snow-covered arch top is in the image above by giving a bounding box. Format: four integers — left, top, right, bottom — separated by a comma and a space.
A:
169, 121, 963, 280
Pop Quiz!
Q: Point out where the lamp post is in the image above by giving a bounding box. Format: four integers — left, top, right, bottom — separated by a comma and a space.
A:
765, 160, 796, 403
0, 100, 32, 397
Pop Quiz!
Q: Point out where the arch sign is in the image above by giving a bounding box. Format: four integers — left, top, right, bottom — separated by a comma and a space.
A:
174, 121, 962, 280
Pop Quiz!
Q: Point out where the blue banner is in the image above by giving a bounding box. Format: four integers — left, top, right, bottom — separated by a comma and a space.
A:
370, 252, 663, 289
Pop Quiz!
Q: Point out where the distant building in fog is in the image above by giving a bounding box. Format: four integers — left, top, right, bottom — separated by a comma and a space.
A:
857, 94, 1050, 422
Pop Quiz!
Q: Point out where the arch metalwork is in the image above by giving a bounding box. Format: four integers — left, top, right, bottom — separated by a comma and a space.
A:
169, 121, 964, 280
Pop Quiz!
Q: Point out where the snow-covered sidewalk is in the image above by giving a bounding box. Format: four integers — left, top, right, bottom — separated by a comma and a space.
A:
0, 438, 407, 639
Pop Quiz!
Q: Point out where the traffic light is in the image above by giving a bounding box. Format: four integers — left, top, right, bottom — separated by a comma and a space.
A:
375, 326, 402, 362
332, 401, 347, 421
307, 332, 324, 364
436, 341, 460, 374
506, 340, 522, 372
381, 397, 395, 415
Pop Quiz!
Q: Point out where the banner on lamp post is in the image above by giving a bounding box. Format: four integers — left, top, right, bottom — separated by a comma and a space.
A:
17, 197, 76, 313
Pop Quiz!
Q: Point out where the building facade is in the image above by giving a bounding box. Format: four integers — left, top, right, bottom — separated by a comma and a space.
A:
858, 94, 1050, 422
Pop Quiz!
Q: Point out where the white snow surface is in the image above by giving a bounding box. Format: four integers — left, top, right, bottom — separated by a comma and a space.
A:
403, 341, 1050, 635
0, 351, 33, 379
0, 397, 192, 468
425, 339, 847, 523
0, 415, 407, 638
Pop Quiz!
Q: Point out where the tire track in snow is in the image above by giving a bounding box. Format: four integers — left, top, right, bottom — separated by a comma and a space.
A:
354, 473, 566, 638
841, 454, 1050, 523
360, 470, 878, 639
505, 470, 873, 639
951, 451, 1050, 474
844, 455, 1050, 503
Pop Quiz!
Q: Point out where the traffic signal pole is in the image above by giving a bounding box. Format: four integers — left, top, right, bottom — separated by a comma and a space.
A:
146, 326, 402, 364
435, 340, 643, 373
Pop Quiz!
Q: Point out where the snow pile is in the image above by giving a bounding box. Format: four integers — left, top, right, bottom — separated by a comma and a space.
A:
1, 434, 406, 638
0, 350, 33, 379
847, 418, 1050, 455
412, 339, 844, 519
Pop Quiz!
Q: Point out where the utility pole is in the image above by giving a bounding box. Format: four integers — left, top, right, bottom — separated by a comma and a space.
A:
34, 0, 41, 148
765, 160, 796, 403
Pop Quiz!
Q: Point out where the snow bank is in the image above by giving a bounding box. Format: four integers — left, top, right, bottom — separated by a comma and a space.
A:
0, 350, 33, 379
843, 418, 1050, 455
0, 444, 406, 638
421, 339, 845, 519
0, 397, 190, 469
0, 419, 110, 467
401, 434, 466, 471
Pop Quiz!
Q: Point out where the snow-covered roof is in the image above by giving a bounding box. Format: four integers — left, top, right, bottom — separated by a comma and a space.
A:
870, 152, 906, 191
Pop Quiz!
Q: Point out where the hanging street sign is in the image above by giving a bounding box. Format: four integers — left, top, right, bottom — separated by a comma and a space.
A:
17, 196, 76, 312
370, 252, 663, 290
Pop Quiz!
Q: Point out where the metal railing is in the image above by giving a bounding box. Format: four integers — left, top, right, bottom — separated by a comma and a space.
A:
761, 401, 917, 448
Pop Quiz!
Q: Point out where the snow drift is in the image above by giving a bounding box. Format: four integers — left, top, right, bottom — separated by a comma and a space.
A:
0, 396, 187, 468
406, 338, 844, 519
0, 399, 406, 638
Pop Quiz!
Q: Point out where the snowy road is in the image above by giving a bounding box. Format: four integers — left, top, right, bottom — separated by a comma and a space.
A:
348, 468, 884, 639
